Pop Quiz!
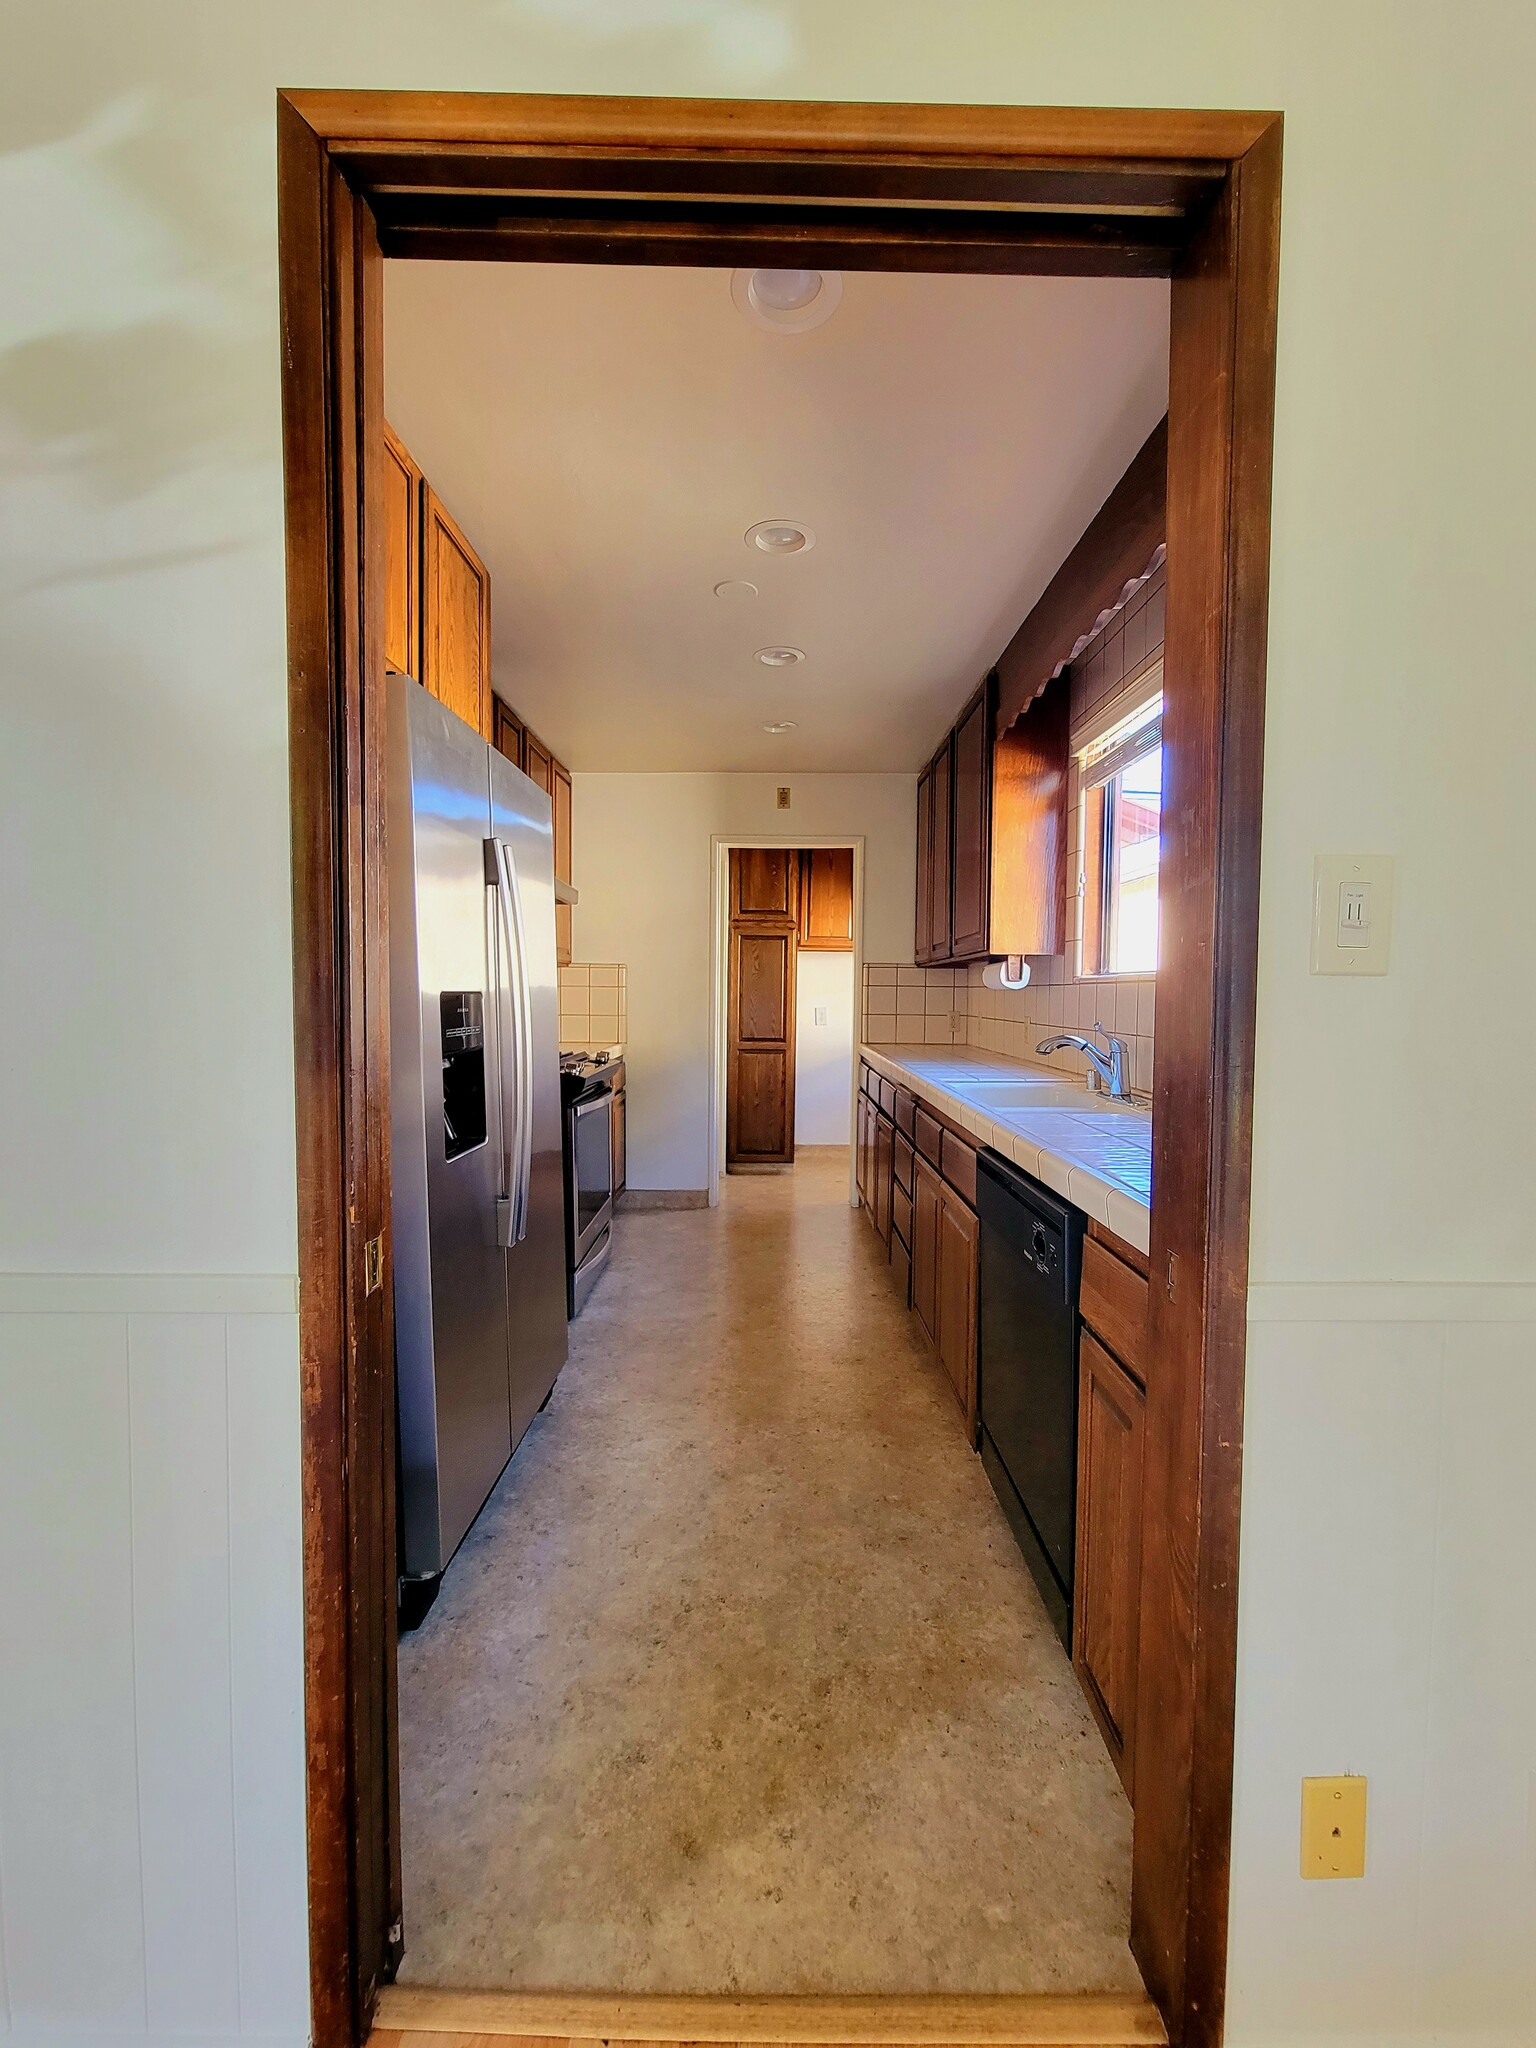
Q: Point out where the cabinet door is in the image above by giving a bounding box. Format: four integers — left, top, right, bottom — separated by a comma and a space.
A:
798, 847, 854, 950
936, 1186, 979, 1433
1074, 1329, 1146, 1797
552, 758, 573, 968
873, 1112, 894, 1246
728, 925, 796, 1163
950, 682, 992, 959
381, 422, 421, 679
523, 729, 553, 798
492, 697, 525, 770
855, 1094, 871, 1206
421, 486, 490, 736
911, 1155, 942, 1345
930, 738, 953, 962
915, 766, 935, 963
733, 847, 798, 920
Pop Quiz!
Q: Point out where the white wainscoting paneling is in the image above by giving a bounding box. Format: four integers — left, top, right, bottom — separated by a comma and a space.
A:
0, 1292, 309, 2048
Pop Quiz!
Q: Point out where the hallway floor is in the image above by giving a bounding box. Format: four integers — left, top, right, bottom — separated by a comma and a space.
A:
396, 1148, 1137, 1993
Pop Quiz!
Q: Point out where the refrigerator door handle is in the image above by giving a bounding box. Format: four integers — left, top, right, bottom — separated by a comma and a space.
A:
486, 834, 534, 1247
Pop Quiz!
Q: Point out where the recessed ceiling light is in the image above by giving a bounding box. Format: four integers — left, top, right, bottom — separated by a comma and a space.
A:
713, 579, 759, 599
755, 647, 804, 667
732, 268, 843, 334
763, 721, 798, 734
746, 519, 815, 556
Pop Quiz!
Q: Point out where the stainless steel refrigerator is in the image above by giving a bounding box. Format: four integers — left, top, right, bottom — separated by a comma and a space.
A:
387, 673, 567, 1598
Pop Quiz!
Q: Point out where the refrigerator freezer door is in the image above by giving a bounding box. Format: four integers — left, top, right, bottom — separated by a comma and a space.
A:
488, 745, 569, 1452
388, 676, 513, 1577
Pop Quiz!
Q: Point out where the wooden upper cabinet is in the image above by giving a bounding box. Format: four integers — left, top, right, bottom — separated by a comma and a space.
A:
912, 669, 1068, 965
929, 738, 953, 962
421, 486, 491, 738
732, 847, 798, 922
915, 764, 935, 963
799, 847, 854, 952
381, 422, 422, 679
492, 697, 525, 771
552, 760, 573, 968
523, 729, 553, 798
950, 679, 993, 959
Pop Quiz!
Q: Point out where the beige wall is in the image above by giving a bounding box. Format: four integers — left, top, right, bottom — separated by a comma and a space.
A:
570, 772, 914, 1188
2, 5, 1533, 2045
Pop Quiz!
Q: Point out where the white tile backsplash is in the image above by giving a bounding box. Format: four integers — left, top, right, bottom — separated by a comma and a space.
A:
558, 961, 628, 1052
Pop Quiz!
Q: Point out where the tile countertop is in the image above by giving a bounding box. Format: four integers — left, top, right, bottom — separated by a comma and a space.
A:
861, 1043, 1152, 1256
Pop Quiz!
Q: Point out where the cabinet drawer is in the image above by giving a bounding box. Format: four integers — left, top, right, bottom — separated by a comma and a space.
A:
893, 1131, 914, 1197
877, 1076, 897, 1117
940, 1129, 978, 1208
859, 1060, 875, 1100
892, 1180, 913, 1250
1081, 1236, 1149, 1383
914, 1105, 944, 1167
894, 1086, 916, 1139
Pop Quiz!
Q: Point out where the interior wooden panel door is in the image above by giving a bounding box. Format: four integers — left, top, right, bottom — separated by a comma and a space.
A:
798, 847, 854, 950
936, 1185, 979, 1432
930, 738, 953, 962
915, 765, 935, 963
492, 697, 525, 770
420, 485, 490, 736
381, 421, 421, 679
950, 680, 993, 959
727, 883, 796, 1163
523, 729, 553, 797
911, 1154, 942, 1344
733, 846, 798, 920
1074, 1329, 1147, 1797
552, 759, 573, 967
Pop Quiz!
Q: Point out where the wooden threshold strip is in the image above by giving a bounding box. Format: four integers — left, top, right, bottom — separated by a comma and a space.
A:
372, 1987, 1166, 2046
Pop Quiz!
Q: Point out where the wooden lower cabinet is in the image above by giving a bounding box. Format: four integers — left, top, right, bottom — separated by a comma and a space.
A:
911, 1154, 942, 1345
873, 1112, 894, 1246
1073, 1328, 1146, 1797
935, 1183, 979, 1435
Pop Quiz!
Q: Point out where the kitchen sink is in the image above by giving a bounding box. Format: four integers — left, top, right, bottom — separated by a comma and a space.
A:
959, 1078, 1126, 1111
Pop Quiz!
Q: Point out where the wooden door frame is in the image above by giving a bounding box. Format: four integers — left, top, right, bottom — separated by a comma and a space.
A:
277, 88, 1280, 2048
710, 835, 866, 1203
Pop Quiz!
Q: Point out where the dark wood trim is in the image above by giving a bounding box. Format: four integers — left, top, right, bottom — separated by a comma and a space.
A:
996, 416, 1167, 731
1130, 120, 1281, 2048
277, 88, 1280, 2048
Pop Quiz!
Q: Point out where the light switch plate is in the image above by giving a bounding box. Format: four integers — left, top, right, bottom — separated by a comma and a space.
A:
1301, 1774, 1367, 1878
1311, 854, 1394, 975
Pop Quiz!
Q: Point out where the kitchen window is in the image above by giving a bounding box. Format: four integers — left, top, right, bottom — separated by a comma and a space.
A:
1080, 693, 1162, 975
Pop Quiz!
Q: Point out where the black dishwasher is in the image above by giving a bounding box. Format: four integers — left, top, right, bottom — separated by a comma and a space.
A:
976, 1149, 1084, 1648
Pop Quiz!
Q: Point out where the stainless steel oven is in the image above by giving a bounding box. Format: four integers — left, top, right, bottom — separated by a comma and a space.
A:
560, 1054, 621, 1314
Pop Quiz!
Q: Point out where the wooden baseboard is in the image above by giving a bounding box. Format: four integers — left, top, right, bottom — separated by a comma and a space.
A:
372, 1987, 1165, 2046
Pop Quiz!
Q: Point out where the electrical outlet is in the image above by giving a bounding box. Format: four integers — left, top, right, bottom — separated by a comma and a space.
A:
813, 1005, 828, 1026
1300, 1775, 1367, 1879
776, 785, 791, 810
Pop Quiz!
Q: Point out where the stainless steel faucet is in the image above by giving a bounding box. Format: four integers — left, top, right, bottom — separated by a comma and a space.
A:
1035, 1022, 1134, 1101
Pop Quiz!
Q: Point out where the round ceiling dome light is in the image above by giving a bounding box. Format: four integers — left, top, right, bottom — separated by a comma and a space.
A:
746, 519, 815, 556
755, 646, 805, 668
713, 579, 759, 599
762, 721, 799, 735
731, 267, 843, 334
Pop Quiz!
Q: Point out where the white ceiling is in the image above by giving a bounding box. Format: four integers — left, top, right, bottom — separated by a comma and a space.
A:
383, 262, 1168, 772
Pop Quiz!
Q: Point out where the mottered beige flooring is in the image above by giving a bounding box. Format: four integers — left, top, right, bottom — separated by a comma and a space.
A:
395, 1149, 1136, 1993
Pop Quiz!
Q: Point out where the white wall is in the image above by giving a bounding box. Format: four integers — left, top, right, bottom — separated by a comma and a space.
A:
794, 951, 856, 1146
3, 6, 1534, 2046
570, 773, 913, 1188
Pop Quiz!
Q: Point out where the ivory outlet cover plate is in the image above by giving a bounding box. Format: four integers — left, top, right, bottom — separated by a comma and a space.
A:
1300, 1775, 1367, 1879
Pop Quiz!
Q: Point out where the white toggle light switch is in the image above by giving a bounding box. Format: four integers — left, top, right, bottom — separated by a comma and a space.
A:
1311, 855, 1394, 975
